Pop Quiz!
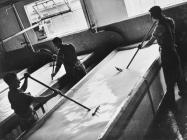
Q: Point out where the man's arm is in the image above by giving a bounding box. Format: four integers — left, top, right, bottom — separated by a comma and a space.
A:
20, 77, 28, 92
52, 50, 63, 77
142, 36, 156, 49
138, 23, 160, 49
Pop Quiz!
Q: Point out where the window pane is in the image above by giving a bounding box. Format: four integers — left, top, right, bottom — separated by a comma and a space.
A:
124, 0, 155, 17
124, 0, 186, 18
24, 0, 88, 41
83, 0, 128, 27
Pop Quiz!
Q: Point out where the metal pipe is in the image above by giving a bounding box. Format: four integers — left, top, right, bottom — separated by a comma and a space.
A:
0, 23, 39, 46
41, 9, 71, 20
12, 4, 35, 52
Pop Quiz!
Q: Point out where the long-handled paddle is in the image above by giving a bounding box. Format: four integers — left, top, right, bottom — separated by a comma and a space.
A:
37, 49, 56, 80
25, 73, 100, 116
51, 60, 55, 80
115, 21, 157, 72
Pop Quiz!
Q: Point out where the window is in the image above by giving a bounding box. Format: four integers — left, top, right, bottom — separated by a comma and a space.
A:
24, 0, 88, 41
124, 0, 186, 18
79, 0, 128, 28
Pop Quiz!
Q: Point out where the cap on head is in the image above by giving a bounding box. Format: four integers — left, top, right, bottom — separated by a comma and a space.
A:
52, 37, 62, 44
149, 6, 162, 19
3, 73, 17, 86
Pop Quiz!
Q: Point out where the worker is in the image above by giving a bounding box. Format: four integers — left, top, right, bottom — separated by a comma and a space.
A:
3, 72, 60, 130
139, 6, 187, 111
51, 37, 86, 86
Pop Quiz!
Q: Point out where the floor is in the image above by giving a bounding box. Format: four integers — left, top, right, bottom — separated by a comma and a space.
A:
176, 64, 187, 140
145, 63, 187, 140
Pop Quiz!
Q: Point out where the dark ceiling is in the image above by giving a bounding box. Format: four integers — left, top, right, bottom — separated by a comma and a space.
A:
0, 0, 35, 8
0, 0, 22, 8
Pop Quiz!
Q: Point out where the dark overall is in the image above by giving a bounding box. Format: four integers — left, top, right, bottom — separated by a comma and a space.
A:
8, 89, 38, 131
57, 44, 86, 88
154, 18, 186, 109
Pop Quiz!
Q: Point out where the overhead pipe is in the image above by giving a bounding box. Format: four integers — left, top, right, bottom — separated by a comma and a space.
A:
0, 23, 39, 46
12, 4, 35, 52
0, 9, 71, 48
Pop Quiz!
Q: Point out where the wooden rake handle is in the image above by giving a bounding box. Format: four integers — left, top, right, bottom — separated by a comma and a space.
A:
26, 73, 91, 112
126, 22, 157, 69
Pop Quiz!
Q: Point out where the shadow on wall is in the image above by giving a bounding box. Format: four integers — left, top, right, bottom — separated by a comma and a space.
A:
102, 14, 153, 46
0, 47, 52, 74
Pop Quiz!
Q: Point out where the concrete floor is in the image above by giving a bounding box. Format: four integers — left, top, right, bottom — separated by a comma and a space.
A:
145, 63, 187, 140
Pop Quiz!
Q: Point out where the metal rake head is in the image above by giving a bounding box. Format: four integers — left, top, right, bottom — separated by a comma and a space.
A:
115, 66, 123, 72
90, 105, 101, 116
